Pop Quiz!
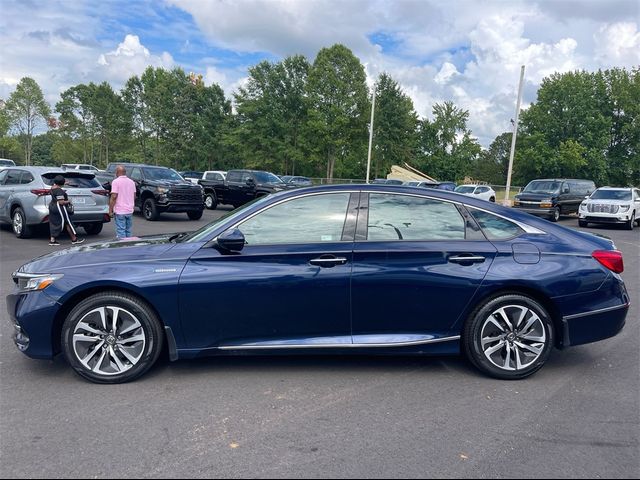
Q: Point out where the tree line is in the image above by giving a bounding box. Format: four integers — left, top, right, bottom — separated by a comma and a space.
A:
1, 44, 638, 187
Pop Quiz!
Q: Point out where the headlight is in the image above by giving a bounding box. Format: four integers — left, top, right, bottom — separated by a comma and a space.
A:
513, 199, 520, 206
620, 205, 631, 212
156, 187, 170, 194
580, 203, 588, 211
540, 198, 553, 208
12, 273, 64, 292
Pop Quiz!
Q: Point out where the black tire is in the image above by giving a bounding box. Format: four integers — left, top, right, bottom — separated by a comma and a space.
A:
142, 197, 159, 221
625, 212, 635, 230
83, 222, 103, 235
578, 220, 588, 228
204, 193, 217, 210
462, 294, 555, 380
61, 291, 164, 384
12, 207, 33, 238
489, 197, 495, 203
187, 210, 203, 220
550, 207, 560, 222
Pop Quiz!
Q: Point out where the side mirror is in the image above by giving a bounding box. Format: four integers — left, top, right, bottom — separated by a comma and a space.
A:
246, 178, 256, 186
214, 228, 245, 253
563, 188, 570, 194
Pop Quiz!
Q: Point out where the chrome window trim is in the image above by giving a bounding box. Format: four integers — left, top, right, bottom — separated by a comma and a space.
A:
467, 205, 547, 235
179, 335, 462, 352
563, 302, 630, 321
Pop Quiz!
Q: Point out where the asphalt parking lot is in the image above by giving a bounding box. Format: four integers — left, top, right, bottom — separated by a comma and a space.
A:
0, 210, 638, 478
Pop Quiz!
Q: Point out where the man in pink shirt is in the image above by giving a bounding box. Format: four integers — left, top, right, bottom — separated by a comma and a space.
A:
109, 165, 137, 239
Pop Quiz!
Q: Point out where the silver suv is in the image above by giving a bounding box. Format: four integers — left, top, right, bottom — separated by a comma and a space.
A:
0, 167, 110, 238
578, 187, 640, 230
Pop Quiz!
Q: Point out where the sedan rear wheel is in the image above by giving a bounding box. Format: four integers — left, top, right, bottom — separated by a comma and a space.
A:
463, 294, 554, 379
61, 291, 163, 384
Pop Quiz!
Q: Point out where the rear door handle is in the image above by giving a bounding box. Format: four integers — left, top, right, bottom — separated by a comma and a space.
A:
448, 255, 486, 264
309, 255, 348, 268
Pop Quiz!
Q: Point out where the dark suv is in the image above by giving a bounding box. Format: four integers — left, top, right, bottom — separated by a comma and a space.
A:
513, 178, 596, 222
104, 163, 204, 221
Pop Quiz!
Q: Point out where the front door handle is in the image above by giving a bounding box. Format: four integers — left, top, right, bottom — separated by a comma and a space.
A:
448, 254, 486, 265
309, 255, 348, 268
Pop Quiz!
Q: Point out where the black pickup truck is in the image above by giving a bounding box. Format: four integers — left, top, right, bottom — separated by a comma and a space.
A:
101, 163, 204, 221
199, 169, 293, 209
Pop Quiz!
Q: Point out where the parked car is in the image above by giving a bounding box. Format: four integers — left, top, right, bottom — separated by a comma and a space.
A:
578, 187, 640, 230
61, 163, 100, 172
0, 167, 110, 238
108, 164, 204, 221
179, 170, 204, 185
0, 158, 17, 168
201, 169, 292, 209
281, 175, 313, 187
7, 184, 629, 383
513, 178, 596, 222
455, 184, 496, 202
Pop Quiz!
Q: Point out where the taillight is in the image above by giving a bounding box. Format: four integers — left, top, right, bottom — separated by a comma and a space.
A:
92, 189, 110, 196
30, 189, 51, 196
592, 250, 624, 274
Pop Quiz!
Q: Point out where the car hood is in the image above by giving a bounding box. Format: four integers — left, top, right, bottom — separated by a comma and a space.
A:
17, 234, 180, 274
155, 180, 199, 188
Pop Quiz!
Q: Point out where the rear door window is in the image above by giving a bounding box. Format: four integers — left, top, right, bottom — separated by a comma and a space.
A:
468, 208, 523, 240
19, 171, 34, 184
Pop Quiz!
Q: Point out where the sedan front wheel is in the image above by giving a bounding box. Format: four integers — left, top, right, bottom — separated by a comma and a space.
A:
61, 291, 164, 384
463, 294, 554, 379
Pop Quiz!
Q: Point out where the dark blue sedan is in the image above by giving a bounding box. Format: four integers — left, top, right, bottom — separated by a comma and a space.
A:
7, 185, 630, 383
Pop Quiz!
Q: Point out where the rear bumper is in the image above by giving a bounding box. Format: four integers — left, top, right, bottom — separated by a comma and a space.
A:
28, 204, 109, 225
555, 275, 630, 347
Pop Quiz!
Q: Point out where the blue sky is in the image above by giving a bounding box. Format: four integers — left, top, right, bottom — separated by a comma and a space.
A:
1, 0, 638, 146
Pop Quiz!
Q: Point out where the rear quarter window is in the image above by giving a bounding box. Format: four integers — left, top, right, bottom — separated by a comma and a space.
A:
468, 208, 524, 240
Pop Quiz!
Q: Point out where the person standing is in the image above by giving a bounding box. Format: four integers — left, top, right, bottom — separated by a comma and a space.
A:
109, 165, 137, 239
49, 175, 84, 246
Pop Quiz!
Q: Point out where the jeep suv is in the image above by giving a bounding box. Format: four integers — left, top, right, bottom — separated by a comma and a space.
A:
104, 163, 204, 221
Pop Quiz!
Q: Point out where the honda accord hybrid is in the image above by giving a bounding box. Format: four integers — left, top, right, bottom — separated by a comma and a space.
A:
7, 184, 630, 383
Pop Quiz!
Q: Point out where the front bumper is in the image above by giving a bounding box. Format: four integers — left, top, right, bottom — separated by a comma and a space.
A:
578, 211, 633, 224
6, 290, 61, 359
512, 206, 555, 217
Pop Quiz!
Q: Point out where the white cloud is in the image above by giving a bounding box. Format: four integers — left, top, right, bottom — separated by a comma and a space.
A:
594, 22, 640, 65
96, 35, 174, 84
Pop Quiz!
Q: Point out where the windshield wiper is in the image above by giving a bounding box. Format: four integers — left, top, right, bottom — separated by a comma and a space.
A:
168, 232, 188, 243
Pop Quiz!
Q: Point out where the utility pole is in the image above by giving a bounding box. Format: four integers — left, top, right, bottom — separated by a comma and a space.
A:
504, 65, 525, 205
366, 83, 376, 184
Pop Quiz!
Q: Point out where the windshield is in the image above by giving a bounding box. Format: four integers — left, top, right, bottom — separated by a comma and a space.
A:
253, 172, 283, 184
180, 195, 273, 243
455, 186, 476, 194
144, 168, 184, 182
590, 189, 631, 201
523, 180, 562, 194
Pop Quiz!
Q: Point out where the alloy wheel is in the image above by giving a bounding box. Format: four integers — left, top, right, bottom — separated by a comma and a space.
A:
12, 211, 23, 235
480, 305, 546, 371
72, 306, 146, 376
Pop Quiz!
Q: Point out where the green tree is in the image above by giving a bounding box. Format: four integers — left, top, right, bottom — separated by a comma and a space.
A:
474, 132, 511, 185
5, 77, 51, 165
371, 72, 419, 178
305, 44, 369, 179
418, 101, 481, 181
56, 83, 98, 165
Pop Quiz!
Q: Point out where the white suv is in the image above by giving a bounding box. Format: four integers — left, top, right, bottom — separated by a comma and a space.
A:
579, 187, 640, 230
454, 184, 496, 202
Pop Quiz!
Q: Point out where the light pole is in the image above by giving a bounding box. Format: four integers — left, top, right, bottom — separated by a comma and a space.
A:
366, 83, 376, 183
504, 65, 525, 205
